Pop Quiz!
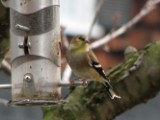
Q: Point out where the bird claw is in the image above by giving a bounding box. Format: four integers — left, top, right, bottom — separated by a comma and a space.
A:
69, 78, 88, 87
82, 79, 88, 87
70, 80, 75, 85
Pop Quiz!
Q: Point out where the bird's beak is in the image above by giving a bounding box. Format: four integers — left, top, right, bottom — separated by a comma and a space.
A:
85, 40, 89, 43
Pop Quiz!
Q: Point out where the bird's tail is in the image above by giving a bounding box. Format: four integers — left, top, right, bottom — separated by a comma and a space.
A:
104, 80, 121, 99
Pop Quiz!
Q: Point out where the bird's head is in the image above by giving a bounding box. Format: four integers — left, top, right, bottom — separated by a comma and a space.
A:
69, 35, 89, 52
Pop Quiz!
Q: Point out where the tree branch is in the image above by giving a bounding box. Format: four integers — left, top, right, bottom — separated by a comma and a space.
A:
43, 42, 160, 120
90, 0, 160, 49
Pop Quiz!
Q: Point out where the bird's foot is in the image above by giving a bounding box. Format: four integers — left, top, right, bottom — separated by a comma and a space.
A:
70, 79, 75, 85
70, 77, 81, 85
82, 79, 88, 87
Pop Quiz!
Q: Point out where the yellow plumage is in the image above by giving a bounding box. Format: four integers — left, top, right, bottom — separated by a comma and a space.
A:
66, 35, 121, 99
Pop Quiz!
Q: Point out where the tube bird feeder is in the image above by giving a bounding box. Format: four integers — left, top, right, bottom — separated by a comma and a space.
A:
1, 0, 62, 106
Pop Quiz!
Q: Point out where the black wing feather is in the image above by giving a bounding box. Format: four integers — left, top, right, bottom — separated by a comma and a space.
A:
87, 50, 110, 82
91, 61, 107, 80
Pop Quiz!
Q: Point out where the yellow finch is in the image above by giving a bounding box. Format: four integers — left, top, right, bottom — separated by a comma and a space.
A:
66, 35, 121, 99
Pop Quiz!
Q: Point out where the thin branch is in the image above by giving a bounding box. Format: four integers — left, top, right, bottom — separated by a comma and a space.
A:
60, 25, 72, 82
1, 59, 11, 75
61, 64, 72, 82
61, 26, 69, 49
90, 0, 160, 49
147, 0, 160, 6
0, 49, 11, 75
61, 58, 66, 65
87, 0, 104, 39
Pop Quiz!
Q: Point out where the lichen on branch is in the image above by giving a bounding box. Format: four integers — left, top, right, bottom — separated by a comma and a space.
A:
43, 42, 160, 120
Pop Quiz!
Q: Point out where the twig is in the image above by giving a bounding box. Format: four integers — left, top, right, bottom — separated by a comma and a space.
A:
61, 26, 69, 49
1, 59, 11, 75
87, 0, 104, 39
90, 0, 160, 49
61, 58, 67, 64
61, 64, 72, 82
147, 0, 160, 7
0, 50, 11, 75
60, 26, 72, 82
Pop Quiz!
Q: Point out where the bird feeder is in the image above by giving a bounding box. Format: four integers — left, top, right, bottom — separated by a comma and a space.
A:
0, 0, 84, 106
0, 0, 63, 106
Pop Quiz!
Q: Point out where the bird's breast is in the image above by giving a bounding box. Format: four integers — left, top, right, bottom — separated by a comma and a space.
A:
66, 51, 103, 81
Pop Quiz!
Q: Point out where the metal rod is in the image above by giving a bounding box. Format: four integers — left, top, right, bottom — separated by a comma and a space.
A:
0, 84, 12, 89
59, 81, 86, 87
8, 99, 68, 106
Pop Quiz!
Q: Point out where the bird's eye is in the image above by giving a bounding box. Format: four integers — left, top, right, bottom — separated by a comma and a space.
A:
78, 36, 85, 41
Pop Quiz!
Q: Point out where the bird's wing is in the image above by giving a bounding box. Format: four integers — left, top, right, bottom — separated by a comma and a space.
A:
87, 50, 108, 80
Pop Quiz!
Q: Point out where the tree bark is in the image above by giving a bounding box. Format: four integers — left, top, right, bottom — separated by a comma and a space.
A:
43, 42, 160, 120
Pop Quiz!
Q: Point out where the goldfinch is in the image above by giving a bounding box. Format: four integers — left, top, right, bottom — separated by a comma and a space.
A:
66, 35, 121, 99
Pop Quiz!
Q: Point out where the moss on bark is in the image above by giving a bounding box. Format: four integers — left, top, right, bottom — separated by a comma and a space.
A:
43, 42, 160, 120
